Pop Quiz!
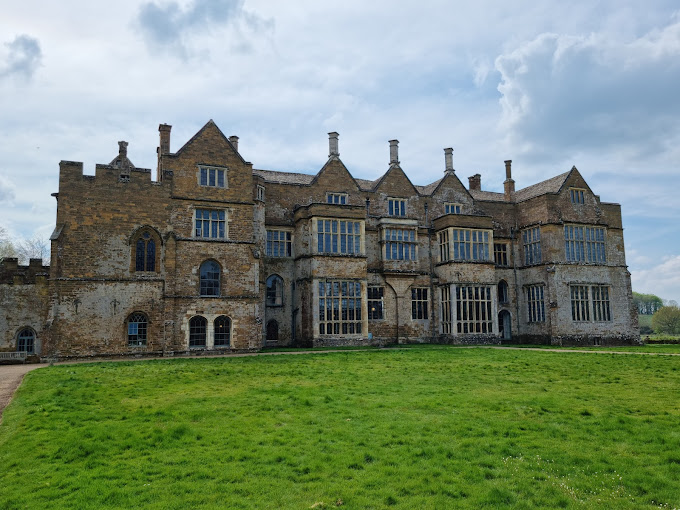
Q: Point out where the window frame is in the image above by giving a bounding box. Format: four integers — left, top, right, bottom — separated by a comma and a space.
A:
199, 260, 221, 297
564, 225, 606, 264
455, 285, 493, 334
444, 202, 462, 214
569, 187, 586, 204
318, 280, 363, 336
383, 227, 417, 261
266, 274, 284, 307
198, 165, 227, 188
368, 286, 384, 321
440, 285, 452, 334
127, 312, 148, 347
411, 287, 429, 320
522, 227, 542, 265
256, 185, 265, 201
326, 192, 348, 205
16, 328, 35, 354
316, 218, 363, 255
195, 209, 227, 239
526, 285, 545, 323
266, 229, 293, 258
388, 198, 407, 217
494, 243, 509, 267
214, 315, 231, 348
189, 315, 207, 348
570, 285, 590, 321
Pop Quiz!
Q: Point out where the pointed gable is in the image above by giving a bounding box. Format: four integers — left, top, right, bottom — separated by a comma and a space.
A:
311, 157, 361, 194
373, 165, 419, 197
163, 120, 253, 200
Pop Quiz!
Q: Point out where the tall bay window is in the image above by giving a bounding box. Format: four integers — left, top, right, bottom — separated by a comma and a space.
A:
317, 219, 362, 255
522, 227, 541, 265
384, 228, 416, 260
438, 228, 491, 262
318, 280, 363, 335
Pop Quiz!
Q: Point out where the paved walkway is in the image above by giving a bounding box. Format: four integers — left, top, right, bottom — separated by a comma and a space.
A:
0, 363, 47, 423
1, 346, 678, 421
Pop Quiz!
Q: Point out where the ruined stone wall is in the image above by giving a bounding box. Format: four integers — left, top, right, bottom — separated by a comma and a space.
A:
0, 259, 50, 354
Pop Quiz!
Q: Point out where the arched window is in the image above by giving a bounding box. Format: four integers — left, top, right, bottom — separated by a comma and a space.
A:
16, 328, 35, 354
200, 261, 221, 296
131, 229, 160, 273
127, 313, 148, 347
266, 275, 283, 306
266, 320, 279, 341
189, 316, 207, 347
498, 280, 509, 304
214, 316, 231, 347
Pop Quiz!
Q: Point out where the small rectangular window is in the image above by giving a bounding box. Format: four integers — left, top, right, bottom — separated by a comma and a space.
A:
368, 286, 384, 320
494, 243, 508, 266
257, 185, 265, 201
198, 166, 227, 188
411, 288, 428, 320
570, 188, 585, 204
445, 203, 461, 214
388, 198, 407, 217
327, 193, 347, 204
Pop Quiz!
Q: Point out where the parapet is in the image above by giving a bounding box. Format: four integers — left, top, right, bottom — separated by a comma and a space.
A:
0, 258, 50, 285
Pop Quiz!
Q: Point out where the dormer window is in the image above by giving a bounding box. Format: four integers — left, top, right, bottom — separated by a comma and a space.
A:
570, 188, 585, 204
199, 166, 226, 188
327, 193, 347, 204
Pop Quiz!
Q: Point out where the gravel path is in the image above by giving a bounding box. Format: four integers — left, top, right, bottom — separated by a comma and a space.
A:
0, 363, 47, 424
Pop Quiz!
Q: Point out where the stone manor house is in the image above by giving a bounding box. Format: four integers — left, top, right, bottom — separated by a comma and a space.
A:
0, 121, 639, 358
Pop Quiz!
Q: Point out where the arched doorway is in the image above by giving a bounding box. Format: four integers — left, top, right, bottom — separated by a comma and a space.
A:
498, 310, 512, 341
266, 319, 279, 343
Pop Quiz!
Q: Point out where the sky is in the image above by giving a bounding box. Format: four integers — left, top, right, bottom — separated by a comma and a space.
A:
1, 0, 679, 303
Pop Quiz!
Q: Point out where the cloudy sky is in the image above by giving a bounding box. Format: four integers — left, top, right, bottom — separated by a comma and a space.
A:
1, 0, 679, 302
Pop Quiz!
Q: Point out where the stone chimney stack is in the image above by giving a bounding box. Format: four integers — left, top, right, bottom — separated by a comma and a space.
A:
118, 141, 128, 157
328, 132, 339, 158
504, 160, 515, 201
159, 124, 172, 155
444, 148, 454, 173
229, 135, 239, 152
468, 173, 481, 191
389, 139, 399, 165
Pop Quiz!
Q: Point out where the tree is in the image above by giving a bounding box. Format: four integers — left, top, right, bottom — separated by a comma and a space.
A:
651, 306, 680, 335
633, 292, 664, 315
16, 236, 50, 265
0, 225, 16, 260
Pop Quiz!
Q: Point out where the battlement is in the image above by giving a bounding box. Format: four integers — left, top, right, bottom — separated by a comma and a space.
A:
0, 258, 50, 285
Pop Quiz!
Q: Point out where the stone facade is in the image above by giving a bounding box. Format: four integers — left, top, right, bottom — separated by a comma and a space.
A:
0, 120, 639, 358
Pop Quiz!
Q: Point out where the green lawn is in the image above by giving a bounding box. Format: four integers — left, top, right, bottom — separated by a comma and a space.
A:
1, 348, 679, 509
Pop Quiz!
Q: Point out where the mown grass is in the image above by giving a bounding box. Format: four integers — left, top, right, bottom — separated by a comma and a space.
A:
503, 344, 680, 354
1, 348, 679, 509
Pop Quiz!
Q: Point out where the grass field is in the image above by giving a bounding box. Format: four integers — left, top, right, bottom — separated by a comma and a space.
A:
1, 347, 679, 509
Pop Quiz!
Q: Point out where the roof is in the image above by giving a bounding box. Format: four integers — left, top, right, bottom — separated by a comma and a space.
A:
252, 169, 315, 185
469, 190, 506, 202
513, 171, 571, 202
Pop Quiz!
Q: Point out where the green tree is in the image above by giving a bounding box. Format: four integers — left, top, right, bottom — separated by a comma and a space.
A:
651, 306, 680, 335
633, 292, 664, 315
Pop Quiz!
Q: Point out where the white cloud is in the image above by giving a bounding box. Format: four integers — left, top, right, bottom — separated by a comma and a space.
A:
495, 20, 680, 162
631, 255, 680, 303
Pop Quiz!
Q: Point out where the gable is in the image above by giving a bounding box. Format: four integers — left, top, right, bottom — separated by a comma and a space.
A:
312, 158, 360, 194
373, 165, 419, 197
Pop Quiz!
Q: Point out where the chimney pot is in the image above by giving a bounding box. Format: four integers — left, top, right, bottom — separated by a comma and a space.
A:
468, 173, 481, 191
389, 139, 399, 165
229, 135, 239, 152
444, 148, 454, 173
328, 132, 339, 158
